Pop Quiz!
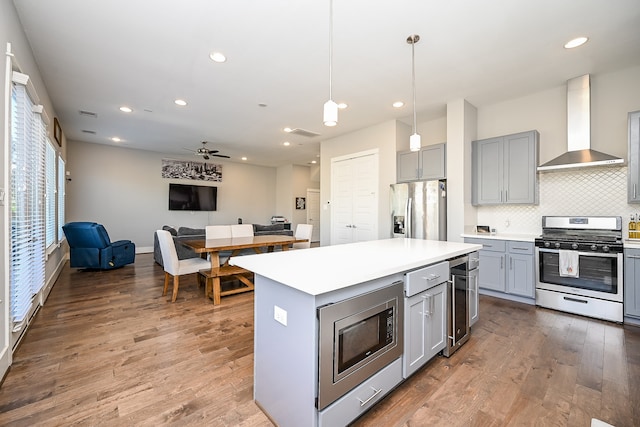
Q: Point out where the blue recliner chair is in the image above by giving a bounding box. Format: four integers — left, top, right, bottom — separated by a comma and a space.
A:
62, 222, 136, 269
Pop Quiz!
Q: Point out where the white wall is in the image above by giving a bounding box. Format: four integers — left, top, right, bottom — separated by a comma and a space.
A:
320, 120, 408, 245
67, 140, 278, 251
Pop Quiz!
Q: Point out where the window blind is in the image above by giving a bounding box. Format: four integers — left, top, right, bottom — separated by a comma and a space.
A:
45, 140, 56, 249
58, 156, 65, 242
10, 79, 46, 324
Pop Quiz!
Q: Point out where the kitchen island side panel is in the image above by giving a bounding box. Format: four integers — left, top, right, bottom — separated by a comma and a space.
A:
254, 274, 319, 427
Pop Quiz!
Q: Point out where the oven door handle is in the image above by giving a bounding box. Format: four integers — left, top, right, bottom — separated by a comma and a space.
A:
536, 248, 620, 258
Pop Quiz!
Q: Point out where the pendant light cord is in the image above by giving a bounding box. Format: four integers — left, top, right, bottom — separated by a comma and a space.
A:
329, 0, 333, 101
411, 36, 417, 134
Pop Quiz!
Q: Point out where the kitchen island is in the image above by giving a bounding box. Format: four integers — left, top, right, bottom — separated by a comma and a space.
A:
231, 238, 481, 427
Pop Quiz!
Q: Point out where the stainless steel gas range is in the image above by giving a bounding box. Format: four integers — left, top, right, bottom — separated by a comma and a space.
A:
534, 216, 623, 323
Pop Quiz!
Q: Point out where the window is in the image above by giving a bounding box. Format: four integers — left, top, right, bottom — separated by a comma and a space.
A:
45, 140, 56, 249
58, 156, 65, 241
10, 75, 46, 323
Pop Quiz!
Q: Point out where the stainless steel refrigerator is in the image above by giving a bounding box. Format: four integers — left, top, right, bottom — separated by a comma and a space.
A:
390, 180, 446, 240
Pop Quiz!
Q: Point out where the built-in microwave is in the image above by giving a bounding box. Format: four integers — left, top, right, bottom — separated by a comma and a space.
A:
317, 282, 404, 410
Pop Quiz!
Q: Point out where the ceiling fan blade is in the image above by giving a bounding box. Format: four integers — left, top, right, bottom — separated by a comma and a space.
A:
212, 154, 230, 158
203, 155, 210, 160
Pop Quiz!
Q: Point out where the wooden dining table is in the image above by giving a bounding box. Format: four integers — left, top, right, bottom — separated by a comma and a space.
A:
180, 234, 308, 305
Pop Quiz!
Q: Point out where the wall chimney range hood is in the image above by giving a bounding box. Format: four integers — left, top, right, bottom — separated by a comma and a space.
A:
537, 74, 624, 172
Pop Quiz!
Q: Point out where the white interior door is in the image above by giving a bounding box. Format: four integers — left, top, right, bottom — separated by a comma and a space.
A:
331, 151, 378, 245
306, 189, 320, 242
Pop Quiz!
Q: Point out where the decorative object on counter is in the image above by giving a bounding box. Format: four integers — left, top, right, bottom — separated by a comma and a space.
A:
476, 225, 490, 234
629, 214, 636, 239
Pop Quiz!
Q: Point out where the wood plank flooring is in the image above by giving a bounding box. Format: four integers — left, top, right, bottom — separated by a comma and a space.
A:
0, 253, 638, 426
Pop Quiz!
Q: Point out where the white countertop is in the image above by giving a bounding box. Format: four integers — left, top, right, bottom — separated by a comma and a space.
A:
461, 232, 538, 242
624, 239, 640, 249
230, 238, 482, 296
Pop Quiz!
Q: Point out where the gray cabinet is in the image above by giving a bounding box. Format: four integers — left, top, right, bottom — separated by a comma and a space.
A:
628, 111, 640, 202
624, 248, 640, 318
403, 261, 448, 378
397, 143, 446, 182
464, 238, 535, 299
472, 130, 539, 205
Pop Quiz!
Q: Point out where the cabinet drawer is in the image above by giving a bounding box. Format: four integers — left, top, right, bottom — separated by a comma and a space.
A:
405, 261, 449, 297
507, 241, 533, 255
465, 238, 506, 252
318, 357, 403, 427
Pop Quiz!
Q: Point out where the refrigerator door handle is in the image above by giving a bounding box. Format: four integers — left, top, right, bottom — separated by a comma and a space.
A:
406, 197, 412, 238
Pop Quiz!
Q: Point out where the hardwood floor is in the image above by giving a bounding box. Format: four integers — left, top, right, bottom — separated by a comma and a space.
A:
0, 253, 638, 426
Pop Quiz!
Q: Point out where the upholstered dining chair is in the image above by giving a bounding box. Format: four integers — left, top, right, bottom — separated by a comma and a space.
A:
292, 224, 313, 249
230, 224, 254, 237
205, 225, 232, 239
156, 229, 210, 302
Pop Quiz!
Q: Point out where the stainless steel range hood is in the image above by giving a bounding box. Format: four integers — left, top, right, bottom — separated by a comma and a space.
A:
537, 74, 624, 172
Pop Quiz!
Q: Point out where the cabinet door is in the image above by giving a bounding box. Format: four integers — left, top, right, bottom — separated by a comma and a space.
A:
628, 111, 640, 203
472, 137, 503, 205
419, 143, 446, 180
503, 131, 538, 204
478, 251, 506, 292
507, 253, 535, 297
403, 291, 429, 378
426, 283, 447, 359
624, 249, 640, 318
397, 150, 419, 182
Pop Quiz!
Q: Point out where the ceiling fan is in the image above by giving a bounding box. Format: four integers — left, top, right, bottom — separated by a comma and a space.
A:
184, 141, 230, 160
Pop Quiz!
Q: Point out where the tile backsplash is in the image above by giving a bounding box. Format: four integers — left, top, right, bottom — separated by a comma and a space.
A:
476, 166, 637, 235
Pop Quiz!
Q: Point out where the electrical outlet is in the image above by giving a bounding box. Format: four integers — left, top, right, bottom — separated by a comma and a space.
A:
274, 305, 287, 326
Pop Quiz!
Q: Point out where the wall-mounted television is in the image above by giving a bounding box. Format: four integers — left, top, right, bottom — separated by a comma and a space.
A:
168, 183, 217, 211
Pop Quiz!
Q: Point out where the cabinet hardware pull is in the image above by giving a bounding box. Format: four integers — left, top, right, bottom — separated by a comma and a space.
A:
635, 183, 637, 199
500, 257, 503, 269
358, 387, 383, 407
484, 244, 493, 248
628, 255, 640, 259
512, 247, 528, 250
510, 257, 513, 270
563, 296, 588, 304
424, 274, 441, 281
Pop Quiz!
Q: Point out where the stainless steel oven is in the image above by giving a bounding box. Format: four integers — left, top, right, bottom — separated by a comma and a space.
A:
317, 282, 403, 410
535, 216, 623, 323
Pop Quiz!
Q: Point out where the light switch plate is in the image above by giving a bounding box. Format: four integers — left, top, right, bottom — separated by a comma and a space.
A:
274, 305, 287, 326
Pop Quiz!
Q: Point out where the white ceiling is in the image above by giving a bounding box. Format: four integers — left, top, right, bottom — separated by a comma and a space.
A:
12, 0, 640, 167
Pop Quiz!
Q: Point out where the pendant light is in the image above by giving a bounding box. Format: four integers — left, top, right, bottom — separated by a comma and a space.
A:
323, 0, 338, 126
407, 34, 421, 151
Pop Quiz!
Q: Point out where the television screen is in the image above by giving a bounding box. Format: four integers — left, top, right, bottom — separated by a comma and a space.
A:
168, 183, 217, 211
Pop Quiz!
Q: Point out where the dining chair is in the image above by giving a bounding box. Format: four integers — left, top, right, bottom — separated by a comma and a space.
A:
231, 224, 254, 237
206, 225, 232, 239
156, 229, 210, 302
292, 224, 313, 249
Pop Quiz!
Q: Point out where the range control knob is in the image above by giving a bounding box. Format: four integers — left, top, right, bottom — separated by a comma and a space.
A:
602, 245, 610, 253
544, 242, 550, 248
571, 243, 579, 250
554, 242, 561, 249
590, 244, 598, 251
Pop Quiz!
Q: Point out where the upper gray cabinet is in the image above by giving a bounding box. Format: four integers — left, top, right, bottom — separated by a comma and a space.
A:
397, 143, 446, 182
472, 130, 539, 205
628, 111, 640, 203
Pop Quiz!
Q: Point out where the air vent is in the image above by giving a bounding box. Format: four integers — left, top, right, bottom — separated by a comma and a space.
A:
81, 130, 96, 134
289, 128, 321, 138
79, 110, 98, 118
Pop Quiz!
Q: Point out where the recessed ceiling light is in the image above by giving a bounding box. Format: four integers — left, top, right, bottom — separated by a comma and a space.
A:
564, 37, 588, 49
393, 101, 405, 108
283, 127, 293, 133
283, 141, 290, 146
111, 137, 121, 142
174, 99, 187, 106
310, 160, 317, 164
337, 103, 348, 109
209, 52, 226, 63
241, 157, 248, 161
119, 106, 132, 113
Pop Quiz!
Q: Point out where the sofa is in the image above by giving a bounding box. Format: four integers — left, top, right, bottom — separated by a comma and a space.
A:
153, 223, 293, 266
